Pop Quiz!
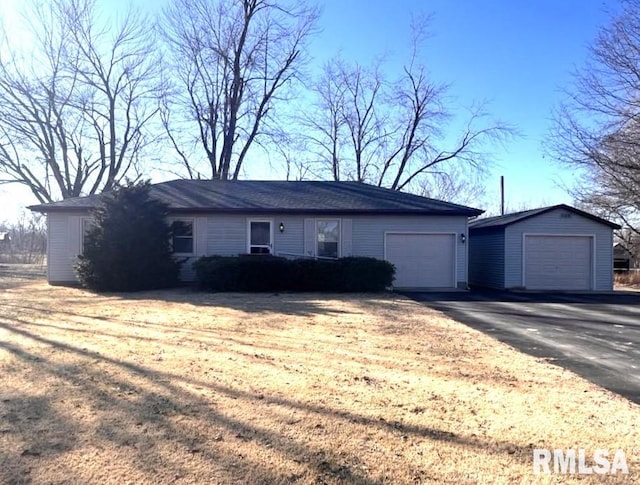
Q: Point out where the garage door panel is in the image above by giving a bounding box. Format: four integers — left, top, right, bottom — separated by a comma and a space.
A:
524, 235, 592, 290
386, 233, 455, 288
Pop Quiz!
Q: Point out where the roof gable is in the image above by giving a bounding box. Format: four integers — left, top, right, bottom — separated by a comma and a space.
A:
469, 204, 621, 232
29, 180, 484, 216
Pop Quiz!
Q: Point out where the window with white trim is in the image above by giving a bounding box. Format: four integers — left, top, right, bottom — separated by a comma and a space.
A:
171, 219, 194, 254
317, 220, 340, 258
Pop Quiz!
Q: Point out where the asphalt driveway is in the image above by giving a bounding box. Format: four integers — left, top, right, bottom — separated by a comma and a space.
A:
407, 290, 640, 404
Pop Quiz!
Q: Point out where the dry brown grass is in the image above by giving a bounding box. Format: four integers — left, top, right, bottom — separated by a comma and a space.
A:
0, 263, 46, 290
0, 275, 638, 484
615, 270, 640, 289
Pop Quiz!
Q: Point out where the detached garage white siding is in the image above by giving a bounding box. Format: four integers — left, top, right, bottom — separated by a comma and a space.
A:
504, 209, 613, 291
470, 206, 616, 291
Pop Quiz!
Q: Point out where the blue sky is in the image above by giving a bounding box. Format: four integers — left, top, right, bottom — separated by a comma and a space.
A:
314, 0, 614, 213
0, 0, 615, 220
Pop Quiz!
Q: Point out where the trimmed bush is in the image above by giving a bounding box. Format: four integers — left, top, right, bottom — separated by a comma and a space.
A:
193, 255, 394, 292
75, 182, 181, 292
339, 257, 397, 292
193, 255, 292, 292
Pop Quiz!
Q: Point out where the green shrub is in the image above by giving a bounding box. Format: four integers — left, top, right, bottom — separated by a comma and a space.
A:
193, 255, 394, 292
75, 182, 181, 291
193, 255, 292, 292
339, 257, 397, 292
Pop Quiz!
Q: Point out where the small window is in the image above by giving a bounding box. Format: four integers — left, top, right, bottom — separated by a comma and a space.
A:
171, 220, 194, 254
249, 220, 272, 254
317, 220, 339, 258
81, 218, 93, 255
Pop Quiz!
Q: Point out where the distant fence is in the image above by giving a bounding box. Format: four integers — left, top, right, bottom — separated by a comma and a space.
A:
613, 267, 640, 274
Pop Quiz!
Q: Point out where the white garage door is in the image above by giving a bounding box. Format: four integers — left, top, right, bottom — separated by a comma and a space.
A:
524, 235, 593, 290
385, 233, 456, 288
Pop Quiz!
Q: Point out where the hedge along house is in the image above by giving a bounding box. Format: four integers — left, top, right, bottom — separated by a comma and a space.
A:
468, 204, 620, 291
29, 180, 483, 290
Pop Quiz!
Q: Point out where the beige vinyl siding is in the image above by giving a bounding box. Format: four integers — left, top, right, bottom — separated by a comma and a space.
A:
351, 215, 468, 287
206, 214, 305, 259
274, 216, 305, 257
341, 219, 353, 257
47, 212, 83, 283
45, 211, 470, 287
468, 230, 505, 288
503, 208, 614, 291
200, 213, 468, 285
303, 218, 315, 257
207, 215, 246, 255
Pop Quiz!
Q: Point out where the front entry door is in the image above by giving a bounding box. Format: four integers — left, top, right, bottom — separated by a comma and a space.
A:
248, 220, 273, 254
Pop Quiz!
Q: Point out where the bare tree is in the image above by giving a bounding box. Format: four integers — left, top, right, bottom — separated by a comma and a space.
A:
303, 19, 509, 194
160, 0, 319, 180
550, 0, 640, 237
270, 130, 314, 181
300, 61, 349, 181
0, 0, 160, 203
0, 212, 46, 264
417, 165, 487, 206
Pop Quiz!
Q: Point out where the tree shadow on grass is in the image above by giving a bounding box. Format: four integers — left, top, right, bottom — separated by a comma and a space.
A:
7, 272, 396, 318
2, 305, 343, 362
3, 301, 542, 393
0, 318, 539, 484
86, 285, 382, 317
0, 389, 78, 484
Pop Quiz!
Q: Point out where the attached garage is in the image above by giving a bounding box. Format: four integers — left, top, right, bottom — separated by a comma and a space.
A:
30, 179, 482, 289
469, 204, 620, 291
385, 233, 456, 289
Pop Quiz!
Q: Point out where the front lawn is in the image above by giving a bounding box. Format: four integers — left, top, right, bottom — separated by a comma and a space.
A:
0, 277, 638, 483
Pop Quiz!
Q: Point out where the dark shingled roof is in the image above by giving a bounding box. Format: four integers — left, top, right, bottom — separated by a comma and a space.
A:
469, 204, 620, 231
29, 180, 484, 216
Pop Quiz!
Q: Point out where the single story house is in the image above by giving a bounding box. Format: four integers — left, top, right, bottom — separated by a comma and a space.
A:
468, 204, 620, 291
29, 180, 483, 290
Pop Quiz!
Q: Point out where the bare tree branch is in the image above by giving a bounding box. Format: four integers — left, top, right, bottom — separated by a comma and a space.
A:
160, 0, 319, 180
302, 16, 511, 196
550, 0, 640, 248
0, 0, 160, 203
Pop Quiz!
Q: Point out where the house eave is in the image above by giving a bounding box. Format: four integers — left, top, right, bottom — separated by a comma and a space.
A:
469, 204, 621, 231
30, 205, 483, 217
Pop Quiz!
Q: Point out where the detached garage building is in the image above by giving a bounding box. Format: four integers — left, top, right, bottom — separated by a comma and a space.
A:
469, 204, 620, 291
